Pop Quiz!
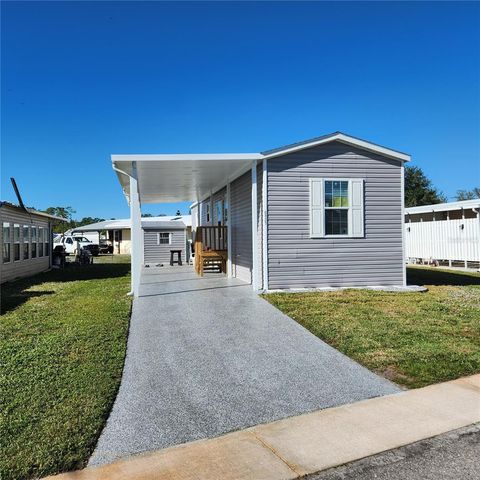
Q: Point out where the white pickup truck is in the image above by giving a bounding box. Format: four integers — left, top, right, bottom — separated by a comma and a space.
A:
54, 235, 100, 256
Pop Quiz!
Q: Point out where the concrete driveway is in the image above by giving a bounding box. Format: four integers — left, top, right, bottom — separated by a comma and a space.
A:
89, 266, 399, 465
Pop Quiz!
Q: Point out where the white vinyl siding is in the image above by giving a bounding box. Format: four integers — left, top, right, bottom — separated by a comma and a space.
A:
1, 205, 52, 283
310, 178, 364, 238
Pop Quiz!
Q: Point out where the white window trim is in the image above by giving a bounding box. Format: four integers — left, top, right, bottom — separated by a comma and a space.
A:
13, 224, 21, 262
157, 232, 172, 245
23, 225, 30, 260
310, 178, 365, 239
3, 222, 11, 263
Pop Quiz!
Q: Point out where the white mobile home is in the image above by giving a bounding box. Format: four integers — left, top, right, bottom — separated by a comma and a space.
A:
0, 202, 64, 283
111, 132, 410, 296
405, 199, 480, 268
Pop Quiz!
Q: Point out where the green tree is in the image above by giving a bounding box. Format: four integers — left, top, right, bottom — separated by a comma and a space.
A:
75, 217, 105, 227
142, 213, 154, 217
44, 206, 76, 233
455, 188, 480, 201
404, 166, 447, 207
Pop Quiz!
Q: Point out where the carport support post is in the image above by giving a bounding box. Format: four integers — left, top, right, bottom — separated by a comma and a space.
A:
226, 182, 232, 277
130, 162, 143, 297
251, 161, 259, 291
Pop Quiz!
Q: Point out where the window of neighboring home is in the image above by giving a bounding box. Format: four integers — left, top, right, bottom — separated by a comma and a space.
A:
44, 227, 50, 256
31, 226, 37, 258
157, 232, 171, 245
38, 227, 44, 257
23, 226, 30, 260
206, 203, 210, 223
3, 222, 11, 263
310, 178, 365, 238
13, 224, 20, 261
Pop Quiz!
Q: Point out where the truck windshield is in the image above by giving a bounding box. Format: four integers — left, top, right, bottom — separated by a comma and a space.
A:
73, 237, 91, 242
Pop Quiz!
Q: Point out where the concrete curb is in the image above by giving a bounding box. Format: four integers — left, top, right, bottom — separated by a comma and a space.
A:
45, 374, 480, 480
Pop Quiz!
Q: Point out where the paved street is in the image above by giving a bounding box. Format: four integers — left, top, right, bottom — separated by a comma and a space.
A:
309, 423, 480, 480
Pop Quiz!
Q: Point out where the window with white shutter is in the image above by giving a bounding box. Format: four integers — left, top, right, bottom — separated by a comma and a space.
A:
310, 178, 364, 238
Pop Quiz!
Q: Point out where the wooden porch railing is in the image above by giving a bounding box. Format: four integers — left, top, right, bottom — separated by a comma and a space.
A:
194, 226, 228, 276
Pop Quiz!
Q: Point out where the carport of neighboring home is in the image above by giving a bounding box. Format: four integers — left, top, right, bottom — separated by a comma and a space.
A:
112, 132, 410, 296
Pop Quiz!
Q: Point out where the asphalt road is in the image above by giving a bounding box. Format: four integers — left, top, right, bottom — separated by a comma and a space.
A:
308, 423, 480, 480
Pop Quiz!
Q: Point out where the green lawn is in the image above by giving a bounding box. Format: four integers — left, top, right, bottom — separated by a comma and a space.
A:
264, 267, 480, 389
1, 255, 132, 480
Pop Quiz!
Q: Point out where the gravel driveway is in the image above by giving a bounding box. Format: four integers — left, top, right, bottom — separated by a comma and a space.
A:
89, 266, 399, 465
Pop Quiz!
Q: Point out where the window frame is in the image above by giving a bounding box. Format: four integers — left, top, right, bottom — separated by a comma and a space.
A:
323, 179, 350, 237
309, 178, 365, 239
13, 224, 21, 261
31, 226, 37, 258
157, 232, 171, 245
3, 222, 11, 263
23, 225, 30, 260
44, 226, 50, 256
38, 227, 44, 257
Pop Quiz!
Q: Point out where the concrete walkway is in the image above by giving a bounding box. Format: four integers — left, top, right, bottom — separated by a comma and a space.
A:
48, 375, 480, 480
89, 265, 399, 465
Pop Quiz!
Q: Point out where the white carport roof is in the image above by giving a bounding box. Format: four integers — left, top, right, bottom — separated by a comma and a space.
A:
111, 132, 411, 204
112, 154, 262, 203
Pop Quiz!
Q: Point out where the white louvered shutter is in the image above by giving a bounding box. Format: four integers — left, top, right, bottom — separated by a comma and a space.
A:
310, 179, 324, 237
350, 179, 365, 237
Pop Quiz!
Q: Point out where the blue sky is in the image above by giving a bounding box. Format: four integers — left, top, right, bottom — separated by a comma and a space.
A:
2, 1, 479, 220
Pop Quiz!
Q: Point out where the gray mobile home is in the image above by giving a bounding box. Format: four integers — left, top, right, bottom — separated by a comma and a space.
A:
112, 132, 410, 296
0, 202, 63, 283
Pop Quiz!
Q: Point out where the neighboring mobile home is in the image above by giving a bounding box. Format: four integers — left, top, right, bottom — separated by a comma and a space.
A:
0, 202, 64, 283
405, 199, 480, 269
111, 132, 411, 296
73, 216, 192, 260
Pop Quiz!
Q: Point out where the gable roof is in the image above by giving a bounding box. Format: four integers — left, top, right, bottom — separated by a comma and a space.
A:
261, 132, 411, 162
112, 132, 410, 204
